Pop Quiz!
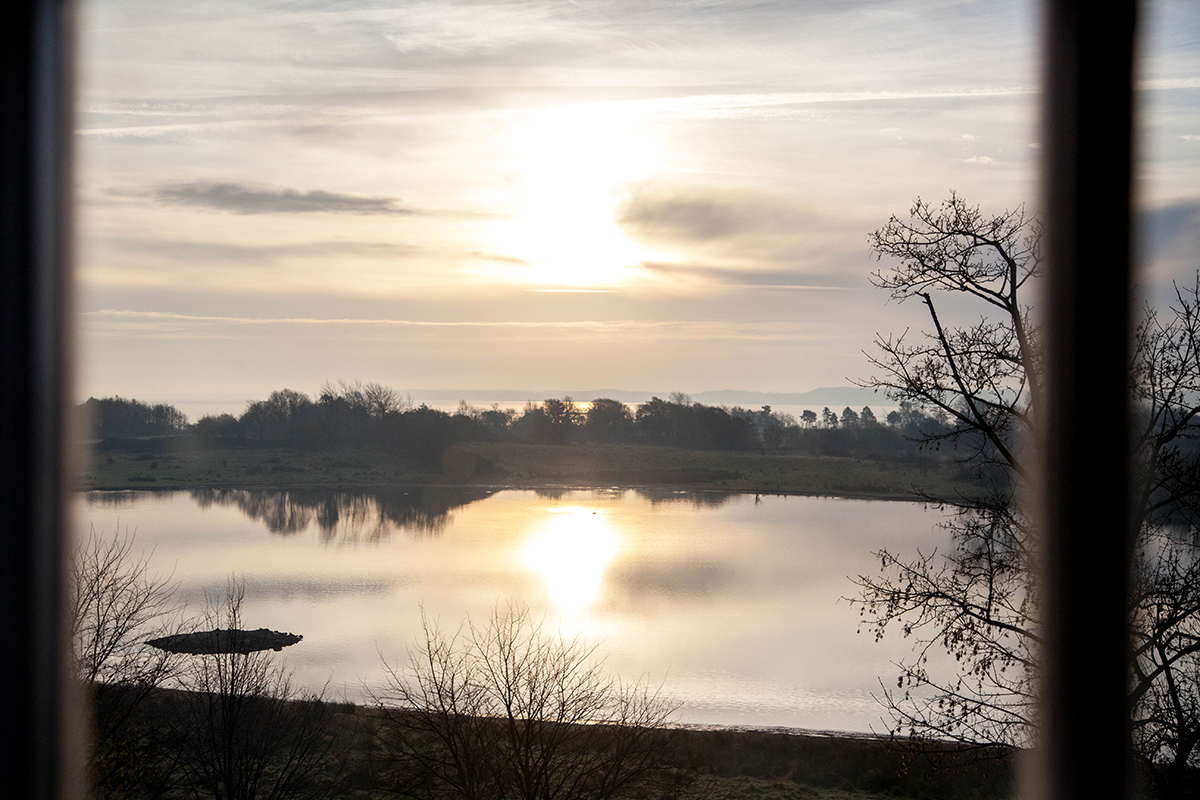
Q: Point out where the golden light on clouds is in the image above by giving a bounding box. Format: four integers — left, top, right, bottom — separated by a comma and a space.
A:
522, 505, 619, 613
73, 0, 1103, 404
487, 103, 665, 288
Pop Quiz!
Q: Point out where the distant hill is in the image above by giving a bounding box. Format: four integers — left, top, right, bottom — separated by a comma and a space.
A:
690, 387, 891, 408
409, 386, 892, 409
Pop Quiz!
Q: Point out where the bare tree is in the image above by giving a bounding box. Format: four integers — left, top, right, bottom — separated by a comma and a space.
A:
321, 380, 411, 417
852, 193, 1042, 751
853, 193, 1200, 790
374, 603, 681, 800
169, 580, 342, 800
72, 523, 179, 688
71, 523, 182, 798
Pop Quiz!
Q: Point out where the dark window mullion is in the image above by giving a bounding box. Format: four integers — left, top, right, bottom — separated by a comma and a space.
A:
1036, 1, 1137, 798
0, 2, 79, 798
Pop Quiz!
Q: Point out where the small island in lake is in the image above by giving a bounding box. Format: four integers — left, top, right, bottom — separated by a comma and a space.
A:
147, 628, 303, 654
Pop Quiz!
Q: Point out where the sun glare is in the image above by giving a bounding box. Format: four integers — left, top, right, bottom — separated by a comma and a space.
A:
521, 506, 619, 613
488, 103, 663, 288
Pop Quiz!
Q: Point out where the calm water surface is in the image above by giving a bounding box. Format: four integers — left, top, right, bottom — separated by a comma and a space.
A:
75, 488, 944, 734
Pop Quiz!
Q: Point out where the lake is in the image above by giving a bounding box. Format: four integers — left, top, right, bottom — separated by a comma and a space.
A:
74, 487, 945, 734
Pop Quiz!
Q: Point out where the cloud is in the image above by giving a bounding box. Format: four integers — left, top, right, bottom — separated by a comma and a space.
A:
638, 261, 857, 290
621, 196, 756, 242
964, 155, 995, 164
470, 251, 532, 266
617, 184, 869, 277
80, 310, 822, 348
619, 185, 834, 245
151, 181, 413, 215
111, 237, 420, 264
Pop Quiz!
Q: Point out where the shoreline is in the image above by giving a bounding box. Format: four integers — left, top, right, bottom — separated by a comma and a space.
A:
100, 686, 1014, 800
78, 479, 933, 503
80, 440, 977, 502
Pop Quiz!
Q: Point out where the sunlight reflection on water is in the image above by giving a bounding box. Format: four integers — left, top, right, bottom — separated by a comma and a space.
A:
77, 487, 943, 733
521, 506, 619, 614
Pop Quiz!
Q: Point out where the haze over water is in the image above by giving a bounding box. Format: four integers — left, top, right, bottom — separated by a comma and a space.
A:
79, 487, 944, 733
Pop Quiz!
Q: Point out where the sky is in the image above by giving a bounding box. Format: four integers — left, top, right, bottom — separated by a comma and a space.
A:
75, 0, 1200, 419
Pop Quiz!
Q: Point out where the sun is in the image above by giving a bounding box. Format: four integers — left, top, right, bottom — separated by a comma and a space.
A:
486, 102, 663, 288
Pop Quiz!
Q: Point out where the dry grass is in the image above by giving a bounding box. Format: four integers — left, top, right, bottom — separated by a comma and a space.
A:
79, 439, 974, 501
79, 446, 427, 490
98, 690, 1014, 800
443, 442, 974, 500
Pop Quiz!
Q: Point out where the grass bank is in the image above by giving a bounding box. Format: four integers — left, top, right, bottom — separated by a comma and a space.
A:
442, 441, 974, 499
80, 439, 976, 500
80, 444, 429, 490
101, 686, 1014, 800
661, 725, 1013, 800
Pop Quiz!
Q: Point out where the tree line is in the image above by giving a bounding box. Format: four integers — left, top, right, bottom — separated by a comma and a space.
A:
83, 381, 954, 466
80, 396, 189, 438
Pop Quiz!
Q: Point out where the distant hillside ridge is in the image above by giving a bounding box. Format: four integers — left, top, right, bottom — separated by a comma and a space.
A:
405, 386, 890, 408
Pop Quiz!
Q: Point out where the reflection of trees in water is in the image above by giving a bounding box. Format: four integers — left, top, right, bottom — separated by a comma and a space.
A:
532, 487, 573, 501
83, 490, 157, 507
632, 488, 738, 509
189, 487, 496, 542
531, 487, 738, 509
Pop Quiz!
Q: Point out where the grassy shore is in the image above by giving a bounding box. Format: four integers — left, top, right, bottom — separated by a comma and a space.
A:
352, 709, 1016, 799
81, 444, 429, 490
442, 441, 974, 499
656, 724, 1013, 800
80, 439, 975, 500
103, 688, 1014, 800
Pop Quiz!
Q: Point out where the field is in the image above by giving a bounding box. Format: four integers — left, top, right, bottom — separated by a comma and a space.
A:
80, 439, 975, 501
442, 441, 973, 499
80, 443, 429, 489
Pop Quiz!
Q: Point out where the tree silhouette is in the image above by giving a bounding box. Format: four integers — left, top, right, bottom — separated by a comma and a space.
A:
584, 398, 634, 444
854, 193, 1200, 791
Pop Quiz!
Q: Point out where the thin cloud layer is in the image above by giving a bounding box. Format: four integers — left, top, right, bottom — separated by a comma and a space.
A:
109, 237, 420, 263
153, 181, 413, 215
619, 184, 871, 279
620, 188, 833, 243
638, 262, 860, 290
74, 0, 1199, 404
